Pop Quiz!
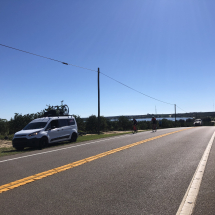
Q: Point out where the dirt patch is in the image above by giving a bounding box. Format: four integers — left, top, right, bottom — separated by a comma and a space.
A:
102, 131, 132, 134
86, 130, 146, 135
102, 130, 146, 134
0, 140, 13, 148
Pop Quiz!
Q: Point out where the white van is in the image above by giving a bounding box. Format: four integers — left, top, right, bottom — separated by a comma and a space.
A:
12, 116, 78, 150
193, 119, 203, 126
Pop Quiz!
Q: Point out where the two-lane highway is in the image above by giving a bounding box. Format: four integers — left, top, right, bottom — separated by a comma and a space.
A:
0, 127, 215, 214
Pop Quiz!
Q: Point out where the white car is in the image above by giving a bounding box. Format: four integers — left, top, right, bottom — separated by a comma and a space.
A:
12, 116, 78, 150
193, 119, 203, 126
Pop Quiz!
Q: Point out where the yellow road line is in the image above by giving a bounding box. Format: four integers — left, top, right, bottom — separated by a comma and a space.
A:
0, 128, 191, 194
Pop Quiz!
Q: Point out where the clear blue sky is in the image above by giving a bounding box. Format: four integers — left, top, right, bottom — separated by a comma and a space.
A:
1, 0, 215, 120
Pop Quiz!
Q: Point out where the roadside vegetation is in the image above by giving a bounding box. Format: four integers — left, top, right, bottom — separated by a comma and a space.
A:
0, 105, 214, 157
0, 114, 213, 140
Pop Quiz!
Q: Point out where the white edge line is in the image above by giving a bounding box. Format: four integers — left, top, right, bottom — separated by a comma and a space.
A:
176, 131, 215, 215
0, 128, 183, 164
0, 133, 133, 163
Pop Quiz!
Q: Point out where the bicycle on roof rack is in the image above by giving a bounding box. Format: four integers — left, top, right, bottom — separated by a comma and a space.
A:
44, 104, 70, 117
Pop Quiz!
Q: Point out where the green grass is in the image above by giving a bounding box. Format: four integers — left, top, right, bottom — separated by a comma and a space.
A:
0, 134, 14, 140
0, 147, 24, 157
0, 132, 132, 158
76, 132, 132, 142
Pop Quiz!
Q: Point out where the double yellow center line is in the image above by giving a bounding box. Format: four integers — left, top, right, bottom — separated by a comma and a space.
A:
0, 128, 191, 194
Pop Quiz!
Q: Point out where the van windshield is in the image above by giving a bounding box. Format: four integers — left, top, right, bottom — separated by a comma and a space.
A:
23, 122, 47, 130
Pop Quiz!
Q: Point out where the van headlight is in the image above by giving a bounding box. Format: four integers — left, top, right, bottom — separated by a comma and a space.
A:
28, 131, 40, 137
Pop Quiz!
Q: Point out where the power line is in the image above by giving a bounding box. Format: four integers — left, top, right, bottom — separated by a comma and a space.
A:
176, 105, 187, 113
67, 62, 96, 72
0, 43, 63, 64
1, 43, 174, 106
0, 43, 97, 72
100, 72, 174, 105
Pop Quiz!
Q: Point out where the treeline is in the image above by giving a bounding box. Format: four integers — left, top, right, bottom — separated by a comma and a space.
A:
77, 115, 213, 133
0, 112, 44, 137
1, 111, 213, 139
0, 105, 65, 136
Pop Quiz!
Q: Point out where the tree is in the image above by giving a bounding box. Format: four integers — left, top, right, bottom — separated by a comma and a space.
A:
178, 119, 185, 127
7, 102, 71, 134
106, 119, 118, 131
72, 115, 85, 132
8, 113, 34, 134
100, 116, 108, 131
85, 115, 97, 133
138, 121, 149, 130
161, 119, 174, 128
117, 116, 131, 131
202, 117, 211, 122
0, 119, 8, 135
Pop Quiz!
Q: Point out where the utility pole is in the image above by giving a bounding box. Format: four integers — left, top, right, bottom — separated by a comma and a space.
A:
98, 68, 100, 135
175, 104, 176, 126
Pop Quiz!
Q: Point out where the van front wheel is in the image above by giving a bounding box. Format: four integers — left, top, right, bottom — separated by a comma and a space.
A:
15, 146, 24, 151
38, 137, 48, 150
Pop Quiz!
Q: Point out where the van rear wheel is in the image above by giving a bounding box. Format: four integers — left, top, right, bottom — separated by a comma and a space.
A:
70, 133, 77, 142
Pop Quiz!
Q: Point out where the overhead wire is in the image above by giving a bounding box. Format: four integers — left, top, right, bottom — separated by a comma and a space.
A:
176, 105, 187, 113
0, 43, 64, 64
1, 43, 176, 106
0, 43, 97, 72
100, 72, 174, 105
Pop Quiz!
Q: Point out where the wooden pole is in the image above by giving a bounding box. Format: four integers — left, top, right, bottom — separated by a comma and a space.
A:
98, 68, 100, 134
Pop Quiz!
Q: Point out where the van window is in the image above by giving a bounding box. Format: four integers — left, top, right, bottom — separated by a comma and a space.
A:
23, 122, 47, 130
45, 123, 51, 131
59, 119, 69, 127
51, 120, 59, 128
68, 119, 75, 125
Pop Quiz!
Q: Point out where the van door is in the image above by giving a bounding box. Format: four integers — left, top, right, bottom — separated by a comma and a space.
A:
68, 118, 76, 129
47, 120, 61, 142
58, 119, 71, 141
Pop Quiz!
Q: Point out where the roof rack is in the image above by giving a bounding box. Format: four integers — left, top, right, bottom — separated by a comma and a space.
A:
44, 104, 69, 117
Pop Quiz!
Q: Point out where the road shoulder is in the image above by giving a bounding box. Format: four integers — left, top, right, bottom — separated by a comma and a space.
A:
193, 136, 215, 214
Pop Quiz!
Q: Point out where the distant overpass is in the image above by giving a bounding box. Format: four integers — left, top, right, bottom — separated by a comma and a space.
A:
81, 112, 215, 121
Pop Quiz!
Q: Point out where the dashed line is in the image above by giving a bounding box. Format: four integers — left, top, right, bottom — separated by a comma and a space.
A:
0, 128, 191, 194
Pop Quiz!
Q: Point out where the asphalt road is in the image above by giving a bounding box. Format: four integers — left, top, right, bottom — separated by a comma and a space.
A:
0, 127, 215, 215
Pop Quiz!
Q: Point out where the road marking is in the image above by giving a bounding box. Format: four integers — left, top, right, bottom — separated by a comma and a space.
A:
176, 131, 215, 215
0, 133, 135, 163
0, 128, 179, 163
0, 128, 191, 194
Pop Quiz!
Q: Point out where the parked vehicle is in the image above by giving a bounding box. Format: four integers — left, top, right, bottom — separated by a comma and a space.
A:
12, 105, 78, 150
193, 119, 203, 126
